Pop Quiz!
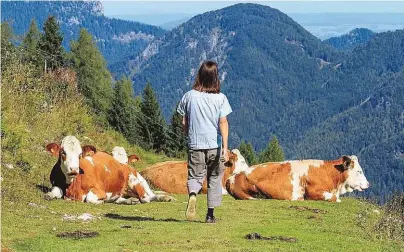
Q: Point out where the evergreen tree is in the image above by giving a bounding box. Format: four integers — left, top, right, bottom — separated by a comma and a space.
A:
22, 19, 41, 64
166, 105, 187, 157
238, 141, 257, 165
259, 136, 285, 163
138, 83, 167, 152
109, 77, 139, 144
38, 16, 64, 70
71, 28, 113, 123
1, 22, 16, 67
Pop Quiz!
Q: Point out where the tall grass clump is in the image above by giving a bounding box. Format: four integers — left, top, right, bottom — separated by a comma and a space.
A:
375, 192, 404, 241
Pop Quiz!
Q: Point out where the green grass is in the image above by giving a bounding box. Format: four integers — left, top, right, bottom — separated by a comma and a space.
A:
2, 196, 403, 252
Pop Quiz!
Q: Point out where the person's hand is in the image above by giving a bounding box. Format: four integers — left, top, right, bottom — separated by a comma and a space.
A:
221, 148, 229, 162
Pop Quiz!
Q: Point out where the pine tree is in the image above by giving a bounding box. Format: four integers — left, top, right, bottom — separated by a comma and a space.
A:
22, 19, 41, 64
1, 22, 16, 68
259, 136, 285, 163
38, 16, 64, 70
238, 141, 257, 165
138, 83, 167, 152
109, 77, 139, 144
166, 105, 187, 157
71, 28, 113, 123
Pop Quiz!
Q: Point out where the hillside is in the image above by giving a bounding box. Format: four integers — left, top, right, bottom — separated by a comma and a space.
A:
112, 3, 404, 202
0, 47, 171, 208
125, 3, 342, 143
1, 1, 165, 67
324, 28, 375, 50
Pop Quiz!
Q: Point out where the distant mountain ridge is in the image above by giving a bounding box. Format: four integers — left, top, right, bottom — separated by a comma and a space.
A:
324, 28, 375, 50
1, 1, 165, 66
119, 3, 403, 202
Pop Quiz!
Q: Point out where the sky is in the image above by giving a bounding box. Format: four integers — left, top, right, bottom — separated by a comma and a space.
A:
102, 1, 404, 16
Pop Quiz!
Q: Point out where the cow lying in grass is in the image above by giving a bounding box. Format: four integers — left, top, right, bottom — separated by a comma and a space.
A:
45, 136, 174, 204
140, 151, 238, 194
226, 150, 369, 202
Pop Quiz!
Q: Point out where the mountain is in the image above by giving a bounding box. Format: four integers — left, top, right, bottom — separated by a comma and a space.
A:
119, 3, 403, 202
289, 30, 404, 202
1, 1, 165, 66
324, 28, 375, 50
126, 3, 342, 144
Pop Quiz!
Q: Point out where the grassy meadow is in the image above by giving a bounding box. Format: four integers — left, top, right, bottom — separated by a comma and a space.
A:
1, 44, 403, 252
2, 195, 404, 252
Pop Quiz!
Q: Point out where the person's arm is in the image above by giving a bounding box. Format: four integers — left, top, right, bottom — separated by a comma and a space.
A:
182, 116, 188, 135
219, 116, 229, 162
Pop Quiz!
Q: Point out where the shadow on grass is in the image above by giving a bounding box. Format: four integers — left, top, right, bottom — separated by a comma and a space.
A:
104, 213, 204, 223
35, 184, 50, 193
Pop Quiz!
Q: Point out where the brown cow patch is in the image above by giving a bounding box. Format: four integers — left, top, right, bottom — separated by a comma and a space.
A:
245, 233, 297, 243
56, 230, 99, 239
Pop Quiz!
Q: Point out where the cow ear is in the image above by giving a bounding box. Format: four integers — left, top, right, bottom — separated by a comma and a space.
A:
128, 154, 140, 163
46, 143, 60, 157
342, 155, 353, 170
225, 151, 237, 166
82, 145, 97, 157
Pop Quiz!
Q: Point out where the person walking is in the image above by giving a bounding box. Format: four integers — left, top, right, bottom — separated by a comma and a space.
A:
177, 60, 232, 223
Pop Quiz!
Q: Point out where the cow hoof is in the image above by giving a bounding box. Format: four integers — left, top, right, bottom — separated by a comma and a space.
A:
163, 195, 175, 202
44, 193, 54, 201
128, 198, 141, 205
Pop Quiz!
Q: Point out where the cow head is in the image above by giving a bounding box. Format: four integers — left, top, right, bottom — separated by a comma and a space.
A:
230, 149, 250, 175
341, 155, 369, 192
112, 146, 140, 165
46, 136, 94, 184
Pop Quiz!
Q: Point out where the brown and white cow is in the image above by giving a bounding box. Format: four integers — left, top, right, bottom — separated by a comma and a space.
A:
45, 136, 173, 204
226, 149, 369, 202
140, 151, 238, 194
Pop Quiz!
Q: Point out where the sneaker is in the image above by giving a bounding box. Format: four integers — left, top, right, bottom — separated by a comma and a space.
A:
205, 215, 217, 224
185, 194, 197, 221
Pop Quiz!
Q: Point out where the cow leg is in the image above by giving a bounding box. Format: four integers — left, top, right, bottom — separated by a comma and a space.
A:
128, 172, 146, 200
85, 189, 106, 204
145, 194, 175, 202
114, 197, 141, 205
127, 172, 174, 203
225, 179, 255, 200
44, 186, 63, 200
307, 189, 338, 202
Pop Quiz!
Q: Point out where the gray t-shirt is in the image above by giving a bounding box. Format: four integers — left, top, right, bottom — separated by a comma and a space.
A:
177, 90, 232, 150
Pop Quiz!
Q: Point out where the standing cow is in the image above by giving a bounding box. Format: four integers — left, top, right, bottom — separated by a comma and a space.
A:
226, 149, 369, 202
45, 136, 173, 204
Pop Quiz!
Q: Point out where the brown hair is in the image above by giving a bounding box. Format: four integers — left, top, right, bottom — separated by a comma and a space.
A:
192, 60, 220, 94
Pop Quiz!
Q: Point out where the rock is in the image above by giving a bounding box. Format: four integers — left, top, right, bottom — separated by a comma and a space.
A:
5, 163, 14, 169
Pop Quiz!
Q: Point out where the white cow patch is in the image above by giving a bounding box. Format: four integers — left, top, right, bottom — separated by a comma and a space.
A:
221, 186, 228, 195
85, 190, 103, 204
231, 149, 250, 175
287, 160, 324, 201
112, 146, 129, 164
346, 155, 369, 191
106, 192, 112, 200
85, 156, 95, 165
323, 192, 334, 201
60, 136, 82, 184
128, 173, 141, 186
50, 186, 63, 199
104, 165, 111, 173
